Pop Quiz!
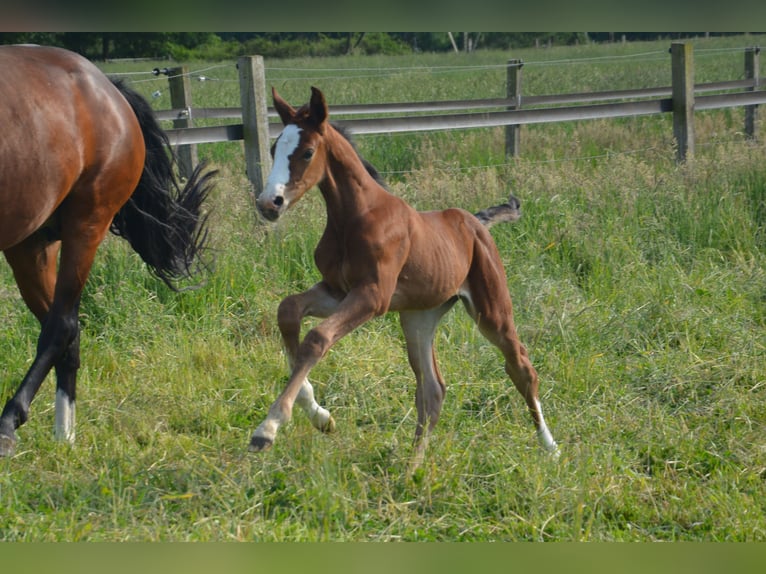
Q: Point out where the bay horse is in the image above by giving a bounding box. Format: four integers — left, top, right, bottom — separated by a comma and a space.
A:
0, 45, 217, 457
251, 86, 558, 469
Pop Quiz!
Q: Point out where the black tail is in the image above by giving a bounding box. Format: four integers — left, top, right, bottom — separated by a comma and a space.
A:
474, 193, 522, 229
109, 79, 218, 290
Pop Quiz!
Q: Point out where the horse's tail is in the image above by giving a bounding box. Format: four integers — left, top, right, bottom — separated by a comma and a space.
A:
108, 79, 218, 290
473, 193, 522, 229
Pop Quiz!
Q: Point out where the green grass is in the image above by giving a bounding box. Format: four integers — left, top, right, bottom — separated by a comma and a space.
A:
2, 35, 766, 541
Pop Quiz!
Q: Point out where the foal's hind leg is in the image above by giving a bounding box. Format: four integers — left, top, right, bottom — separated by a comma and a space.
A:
461, 284, 559, 455
399, 300, 457, 471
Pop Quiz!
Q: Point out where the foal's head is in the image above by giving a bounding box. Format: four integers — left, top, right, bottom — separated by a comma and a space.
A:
256, 86, 330, 222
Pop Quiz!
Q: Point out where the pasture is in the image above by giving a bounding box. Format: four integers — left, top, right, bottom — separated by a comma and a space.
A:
1, 34, 765, 541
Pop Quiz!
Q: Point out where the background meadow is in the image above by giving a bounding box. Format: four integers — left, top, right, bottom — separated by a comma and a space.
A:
1, 34, 765, 540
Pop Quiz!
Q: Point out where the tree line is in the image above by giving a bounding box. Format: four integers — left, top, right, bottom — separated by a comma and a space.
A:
0, 32, 721, 60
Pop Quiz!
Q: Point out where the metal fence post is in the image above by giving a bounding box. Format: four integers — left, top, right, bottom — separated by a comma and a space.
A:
505, 59, 523, 158
671, 42, 695, 162
167, 66, 196, 179
745, 46, 761, 140
237, 55, 272, 197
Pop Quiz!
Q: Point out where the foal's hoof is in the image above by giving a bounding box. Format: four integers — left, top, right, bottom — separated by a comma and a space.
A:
0, 433, 17, 457
318, 415, 336, 434
248, 435, 273, 453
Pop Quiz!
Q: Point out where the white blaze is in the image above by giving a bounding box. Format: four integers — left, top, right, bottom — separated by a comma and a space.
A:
261, 124, 302, 208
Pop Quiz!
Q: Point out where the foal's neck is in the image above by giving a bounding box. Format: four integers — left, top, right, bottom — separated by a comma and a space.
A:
318, 126, 386, 222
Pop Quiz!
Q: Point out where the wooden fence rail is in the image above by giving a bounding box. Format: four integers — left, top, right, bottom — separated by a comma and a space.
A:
157, 78, 761, 125
157, 78, 761, 124
160, 43, 763, 192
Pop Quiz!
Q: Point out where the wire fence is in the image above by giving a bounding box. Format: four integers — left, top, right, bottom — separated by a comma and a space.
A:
108, 44, 731, 71
109, 44, 758, 84
103, 42, 764, 183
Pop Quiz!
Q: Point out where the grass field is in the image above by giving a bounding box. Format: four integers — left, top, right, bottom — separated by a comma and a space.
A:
1, 35, 766, 541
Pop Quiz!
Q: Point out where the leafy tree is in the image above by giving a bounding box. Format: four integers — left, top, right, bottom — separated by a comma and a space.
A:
0, 32, 716, 60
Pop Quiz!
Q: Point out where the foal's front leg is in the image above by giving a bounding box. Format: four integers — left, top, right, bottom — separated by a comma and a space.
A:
249, 283, 381, 452
280, 283, 340, 433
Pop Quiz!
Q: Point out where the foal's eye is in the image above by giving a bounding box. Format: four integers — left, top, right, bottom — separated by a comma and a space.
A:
302, 149, 315, 161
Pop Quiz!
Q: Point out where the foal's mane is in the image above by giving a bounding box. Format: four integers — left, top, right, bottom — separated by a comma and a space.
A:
329, 122, 519, 228
332, 123, 389, 190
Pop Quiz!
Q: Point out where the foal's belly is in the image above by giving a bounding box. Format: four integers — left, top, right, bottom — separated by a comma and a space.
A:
388, 282, 461, 312
388, 212, 475, 311
388, 255, 471, 312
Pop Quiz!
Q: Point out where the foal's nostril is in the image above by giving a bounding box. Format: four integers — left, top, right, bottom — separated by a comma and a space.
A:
274, 196, 284, 207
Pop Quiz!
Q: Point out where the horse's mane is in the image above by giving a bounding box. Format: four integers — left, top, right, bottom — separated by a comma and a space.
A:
332, 123, 389, 190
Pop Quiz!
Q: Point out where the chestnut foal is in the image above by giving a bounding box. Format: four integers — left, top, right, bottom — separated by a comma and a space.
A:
252, 87, 558, 467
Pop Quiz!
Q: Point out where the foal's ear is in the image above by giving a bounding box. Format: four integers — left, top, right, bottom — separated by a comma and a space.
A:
309, 86, 328, 133
272, 87, 296, 125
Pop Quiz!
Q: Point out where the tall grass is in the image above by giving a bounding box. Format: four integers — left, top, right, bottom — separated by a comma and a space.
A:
1, 35, 765, 541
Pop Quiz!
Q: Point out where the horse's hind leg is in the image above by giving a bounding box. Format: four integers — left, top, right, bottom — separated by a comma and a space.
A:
0, 235, 81, 454
462, 268, 559, 455
499, 330, 558, 454
399, 300, 456, 471
52, 302, 80, 444
0, 204, 112, 456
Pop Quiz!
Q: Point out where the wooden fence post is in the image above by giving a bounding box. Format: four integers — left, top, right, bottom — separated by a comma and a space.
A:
167, 66, 197, 179
671, 42, 695, 161
505, 59, 523, 158
745, 46, 760, 140
237, 55, 272, 196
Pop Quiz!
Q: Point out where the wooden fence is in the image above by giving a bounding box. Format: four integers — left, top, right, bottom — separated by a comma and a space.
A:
158, 42, 764, 193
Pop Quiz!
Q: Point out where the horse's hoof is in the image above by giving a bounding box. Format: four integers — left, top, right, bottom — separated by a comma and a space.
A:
0, 433, 17, 457
248, 435, 273, 453
319, 415, 336, 434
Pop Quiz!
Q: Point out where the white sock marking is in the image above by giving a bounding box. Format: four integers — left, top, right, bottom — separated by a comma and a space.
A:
296, 379, 332, 430
54, 389, 76, 444
535, 399, 559, 456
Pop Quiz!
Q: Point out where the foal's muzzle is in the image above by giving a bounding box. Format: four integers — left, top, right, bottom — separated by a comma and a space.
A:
256, 194, 285, 222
